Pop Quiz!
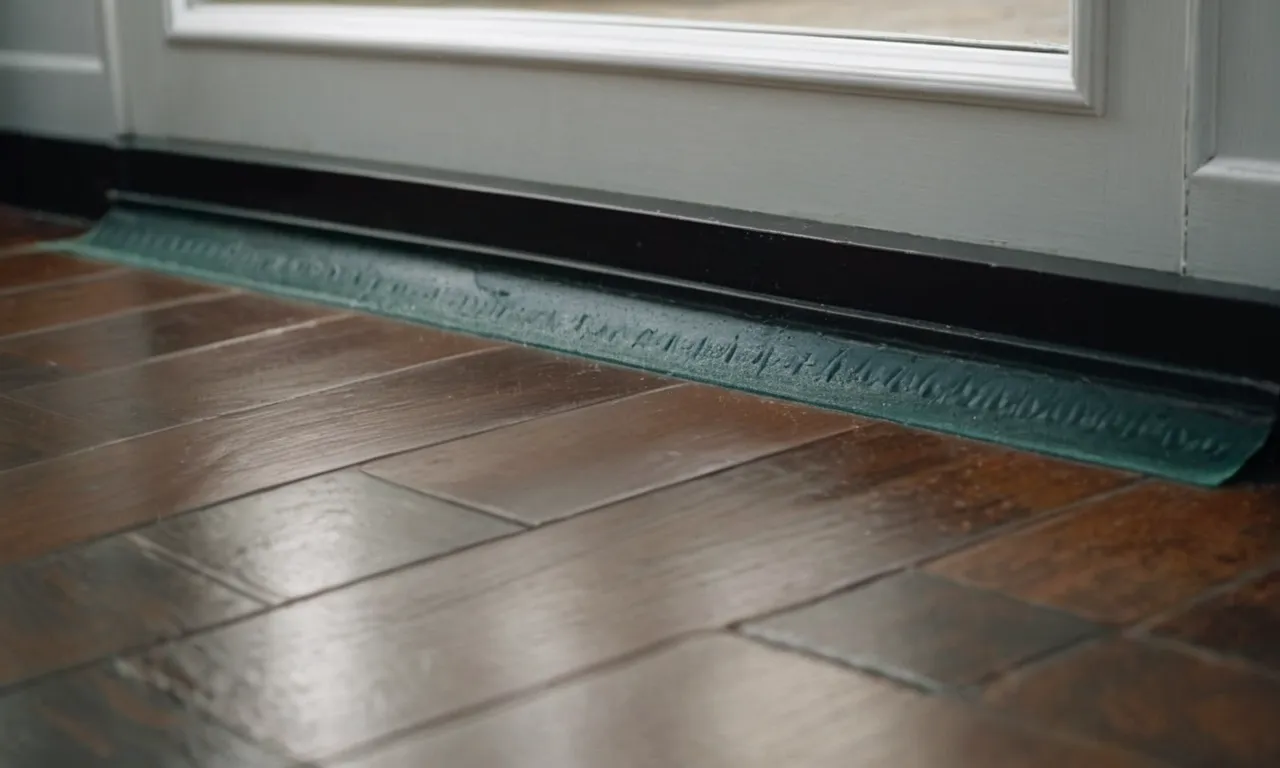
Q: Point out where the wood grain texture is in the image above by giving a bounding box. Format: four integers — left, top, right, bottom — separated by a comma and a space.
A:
0, 272, 226, 339
985, 638, 1280, 768
0, 208, 84, 248
6, 206, 1279, 766
929, 483, 1280, 623
0, 668, 291, 767
0, 394, 114, 471
135, 470, 520, 602
331, 634, 1158, 768
0, 346, 665, 564
0, 537, 262, 688
744, 570, 1098, 689
1154, 567, 1280, 674
365, 383, 859, 524
0, 352, 64, 393
124, 427, 1125, 760
10, 315, 497, 438
0, 292, 340, 377
0, 252, 119, 296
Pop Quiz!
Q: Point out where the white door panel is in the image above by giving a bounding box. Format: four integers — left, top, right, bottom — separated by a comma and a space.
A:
1185, 0, 1280, 289
0, 0, 120, 140
116, 1, 1190, 272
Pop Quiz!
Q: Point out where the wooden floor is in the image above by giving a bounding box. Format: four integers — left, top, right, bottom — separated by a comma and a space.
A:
2, 206, 1280, 767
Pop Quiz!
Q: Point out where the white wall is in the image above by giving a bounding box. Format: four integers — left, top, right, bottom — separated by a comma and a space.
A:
0, 0, 119, 141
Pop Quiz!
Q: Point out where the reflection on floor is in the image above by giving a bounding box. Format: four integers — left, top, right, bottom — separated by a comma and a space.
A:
222, 0, 1071, 46
1, 205, 1279, 767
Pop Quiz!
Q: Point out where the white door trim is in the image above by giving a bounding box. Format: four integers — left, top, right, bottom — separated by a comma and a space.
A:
166, 0, 1107, 114
1183, 0, 1280, 288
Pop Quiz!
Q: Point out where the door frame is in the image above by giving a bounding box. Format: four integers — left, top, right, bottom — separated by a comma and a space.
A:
1183, 0, 1280, 289
114, 0, 1197, 274
105, 0, 1280, 290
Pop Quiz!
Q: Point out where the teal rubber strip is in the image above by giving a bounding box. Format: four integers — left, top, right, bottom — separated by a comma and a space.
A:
43, 205, 1274, 485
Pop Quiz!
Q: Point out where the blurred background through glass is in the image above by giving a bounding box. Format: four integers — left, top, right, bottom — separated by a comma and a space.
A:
217, 0, 1072, 49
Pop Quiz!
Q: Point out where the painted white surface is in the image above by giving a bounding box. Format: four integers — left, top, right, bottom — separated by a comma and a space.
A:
1188, 159, 1280, 286
0, 0, 103, 56
121, 0, 1190, 272
0, 0, 119, 140
8, 0, 1276, 287
166, 0, 1104, 113
1184, 0, 1280, 289
1211, 1, 1280, 161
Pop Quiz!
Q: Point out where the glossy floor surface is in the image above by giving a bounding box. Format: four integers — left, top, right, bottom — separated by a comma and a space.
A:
2, 207, 1280, 767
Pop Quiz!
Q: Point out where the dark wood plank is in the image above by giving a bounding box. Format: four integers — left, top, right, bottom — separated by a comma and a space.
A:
0, 272, 226, 340
984, 638, 1280, 768
10, 315, 497, 438
0, 292, 340, 378
134, 470, 520, 602
0, 252, 119, 296
1153, 566, 1280, 674
0, 346, 666, 564
744, 570, 1098, 690
330, 634, 1159, 768
0, 667, 291, 767
0, 395, 114, 471
365, 383, 859, 524
125, 428, 1126, 760
0, 352, 64, 393
0, 208, 84, 249
0, 537, 262, 688
929, 483, 1280, 624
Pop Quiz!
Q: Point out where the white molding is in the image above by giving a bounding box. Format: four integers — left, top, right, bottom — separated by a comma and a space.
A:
1069, 0, 1107, 116
1183, 0, 1220, 173
99, 0, 130, 136
1180, 0, 1220, 275
0, 50, 102, 74
166, 0, 1106, 115
1182, 0, 1280, 288
1187, 157, 1280, 287
1194, 156, 1280, 186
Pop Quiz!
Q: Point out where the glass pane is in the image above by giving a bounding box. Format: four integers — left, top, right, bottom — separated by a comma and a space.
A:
221, 1, 1072, 49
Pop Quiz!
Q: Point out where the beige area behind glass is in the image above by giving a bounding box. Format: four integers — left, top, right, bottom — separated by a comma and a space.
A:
217, 0, 1071, 47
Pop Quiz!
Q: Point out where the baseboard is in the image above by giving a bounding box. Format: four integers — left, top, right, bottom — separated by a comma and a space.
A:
4, 129, 1280, 410
0, 132, 116, 220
